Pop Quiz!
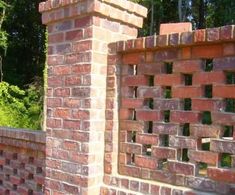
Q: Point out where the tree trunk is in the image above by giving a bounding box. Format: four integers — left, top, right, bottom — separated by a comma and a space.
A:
178, 0, 183, 22
198, 0, 205, 29
150, 0, 154, 35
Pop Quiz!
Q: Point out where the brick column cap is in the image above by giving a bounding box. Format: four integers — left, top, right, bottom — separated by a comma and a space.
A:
39, 0, 147, 28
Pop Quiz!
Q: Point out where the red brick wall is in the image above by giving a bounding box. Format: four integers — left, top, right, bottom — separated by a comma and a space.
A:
0, 127, 45, 195
104, 26, 235, 194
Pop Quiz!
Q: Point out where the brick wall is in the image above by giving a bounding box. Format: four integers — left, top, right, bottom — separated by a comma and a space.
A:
0, 127, 45, 194
38, 0, 235, 194
104, 25, 235, 194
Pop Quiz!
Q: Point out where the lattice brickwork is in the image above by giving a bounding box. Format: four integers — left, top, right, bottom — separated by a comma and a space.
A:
114, 26, 235, 194
0, 128, 45, 195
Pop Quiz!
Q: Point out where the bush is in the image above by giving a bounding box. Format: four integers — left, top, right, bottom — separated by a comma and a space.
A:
0, 81, 43, 130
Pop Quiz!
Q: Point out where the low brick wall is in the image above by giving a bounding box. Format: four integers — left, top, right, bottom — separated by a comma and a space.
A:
0, 127, 46, 194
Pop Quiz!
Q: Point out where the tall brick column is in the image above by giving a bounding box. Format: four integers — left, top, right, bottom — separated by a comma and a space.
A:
39, 0, 147, 194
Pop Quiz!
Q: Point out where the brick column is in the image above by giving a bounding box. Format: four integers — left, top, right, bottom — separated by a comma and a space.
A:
39, 0, 147, 194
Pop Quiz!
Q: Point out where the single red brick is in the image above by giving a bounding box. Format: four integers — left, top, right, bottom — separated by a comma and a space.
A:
121, 98, 144, 109
63, 120, 80, 129
210, 139, 235, 154
75, 16, 92, 28
155, 48, 179, 61
220, 25, 233, 40
122, 52, 145, 64
122, 75, 149, 86
119, 165, 141, 178
152, 147, 176, 159
54, 108, 70, 119
136, 110, 161, 121
138, 63, 163, 75
160, 23, 192, 35
47, 119, 62, 128
192, 45, 223, 58
65, 29, 83, 41
136, 134, 158, 145
212, 112, 235, 126
154, 99, 181, 110
214, 56, 235, 71
171, 111, 201, 123
168, 161, 195, 176
173, 60, 202, 73
137, 86, 163, 98
213, 85, 235, 98
172, 86, 203, 98
54, 88, 70, 97
65, 76, 82, 86
181, 32, 193, 45
169, 136, 197, 149
153, 122, 178, 135
223, 43, 235, 56
206, 27, 220, 41
48, 33, 64, 43
73, 40, 92, 52
156, 34, 168, 47
188, 150, 219, 165
48, 76, 63, 87
120, 120, 144, 131
208, 168, 235, 183
71, 64, 91, 75
190, 124, 221, 138
120, 143, 142, 154
192, 99, 225, 112
135, 156, 157, 169
151, 170, 176, 185
193, 71, 226, 85
169, 33, 180, 46
155, 74, 183, 86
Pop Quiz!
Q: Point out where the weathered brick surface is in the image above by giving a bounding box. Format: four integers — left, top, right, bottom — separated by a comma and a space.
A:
0, 127, 45, 194
106, 24, 235, 195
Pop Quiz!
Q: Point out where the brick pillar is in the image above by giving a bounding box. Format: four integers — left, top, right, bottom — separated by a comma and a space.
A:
39, 0, 147, 194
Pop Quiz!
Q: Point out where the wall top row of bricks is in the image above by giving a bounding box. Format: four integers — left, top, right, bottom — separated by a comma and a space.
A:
0, 127, 45, 151
39, 0, 147, 28
111, 25, 235, 52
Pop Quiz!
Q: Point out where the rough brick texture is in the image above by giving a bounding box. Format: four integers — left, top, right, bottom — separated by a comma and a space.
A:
104, 24, 235, 195
39, 0, 147, 194
0, 127, 45, 195
38, 0, 235, 194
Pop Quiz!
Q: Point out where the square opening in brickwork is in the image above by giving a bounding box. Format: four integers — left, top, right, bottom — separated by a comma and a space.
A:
184, 74, 193, 86
226, 72, 235, 84
181, 123, 190, 136
143, 144, 152, 156
131, 109, 137, 121
28, 173, 34, 180
13, 169, 18, 175
204, 85, 212, 98
164, 86, 172, 99
164, 62, 173, 74
29, 157, 34, 164
127, 153, 135, 165
147, 121, 153, 134
144, 98, 154, 109
160, 134, 169, 147
149, 75, 155, 86
164, 110, 170, 123
223, 126, 234, 139
220, 153, 232, 168
5, 159, 10, 165
158, 159, 168, 170
13, 153, 18, 160
178, 148, 190, 162
127, 131, 136, 143
197, 162, 208, 177
20, 163, 25, 169
6, 174, 10, 181
184, 99, 192, 110
225, 98, 235, 113
202, 111, 212, 125
201, 138, 210, 151
13, 184, 17, 191
37, 184, 43, 191
28, 189, 33, 195
204, 59, 213, 72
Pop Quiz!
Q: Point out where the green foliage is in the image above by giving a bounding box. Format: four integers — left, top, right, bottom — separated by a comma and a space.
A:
0, 81, 43, 130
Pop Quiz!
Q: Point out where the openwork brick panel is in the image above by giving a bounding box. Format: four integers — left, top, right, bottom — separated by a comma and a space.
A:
0, 128, 45, 195
118, 27, 235, 193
